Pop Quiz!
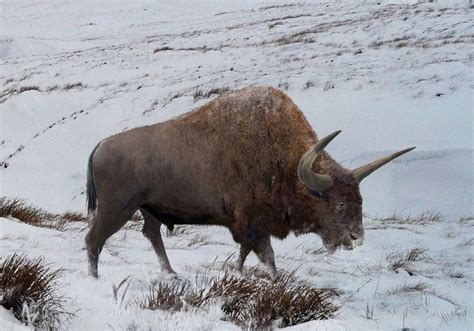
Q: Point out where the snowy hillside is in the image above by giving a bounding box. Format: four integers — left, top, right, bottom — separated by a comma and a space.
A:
1, 0, 473, 330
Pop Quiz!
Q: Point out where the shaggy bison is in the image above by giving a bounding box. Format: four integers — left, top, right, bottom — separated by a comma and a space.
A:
85, 86, 414, 277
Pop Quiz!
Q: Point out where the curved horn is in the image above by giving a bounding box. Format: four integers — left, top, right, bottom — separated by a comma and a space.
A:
352, 147, 416, 182
297, 130, 341, 192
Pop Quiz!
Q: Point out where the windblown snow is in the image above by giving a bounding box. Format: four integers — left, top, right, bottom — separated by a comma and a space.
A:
0, 0, 472, 330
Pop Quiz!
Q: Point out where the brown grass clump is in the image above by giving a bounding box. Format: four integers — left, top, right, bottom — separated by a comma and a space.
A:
376, 211, 442, 224
387, 248, 429, 276
0, 254, 70, 329
0, 197, 88, 230
59, 211, 87, 223
459, 216, 474, 225
386, 282, 428, 295
193, 87, 230, 101
123, 211, 144, 231
0, 197, 54, 227
136, 272, 338, 330
136, 282, 193, 312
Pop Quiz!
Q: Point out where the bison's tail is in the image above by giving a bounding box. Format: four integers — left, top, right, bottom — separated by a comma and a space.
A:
86, 143, 100, 215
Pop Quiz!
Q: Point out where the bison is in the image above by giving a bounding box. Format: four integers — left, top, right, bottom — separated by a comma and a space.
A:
85, 85, 414, 278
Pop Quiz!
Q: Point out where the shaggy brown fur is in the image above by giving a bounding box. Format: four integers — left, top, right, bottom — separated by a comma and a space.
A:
85, 86, 365, 277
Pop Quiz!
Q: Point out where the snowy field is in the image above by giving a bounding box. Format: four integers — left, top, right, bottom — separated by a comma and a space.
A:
0, 0, 473, 330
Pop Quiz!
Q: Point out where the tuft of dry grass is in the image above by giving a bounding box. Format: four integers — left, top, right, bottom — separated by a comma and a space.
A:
0, 254, 70, 329
386, 282, 428, 295
459, 216, 474, 225
303, 79, 315, 90
458, 238, 474, 247
135, 282, 192, 312
323, 81, 335, 91
60, 211, 87, 223
375, 211, 442, 224
166, 225, 192, 236
0, 197, 87, 230
193, 87, 230, 101
276, 35, 314, 46
123, 211, 144, 231
387, 248, 429, 276
136, 272, 338, 329
153, 46, 173, 53
187, 234, 210, 247
449, 271, 464, 279
0, 197, 55, 227
277, 81, 289, 90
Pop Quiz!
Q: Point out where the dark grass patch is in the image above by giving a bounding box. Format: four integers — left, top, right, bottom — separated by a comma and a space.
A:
375, 211, 442, 224
193, 87, 230, 101
60, 211, 87, 223
303, 79, 315, 90
153, 46, 173, 53
45, 82, 87, 92
276, 35, 314, 46
18, 86, 41, 93
278, 81, 289, 90
386, 282, 428, 295
123, 211, 144, 231
387, 248, 429, 276
136, 271, 338, 329
0, 197, 55, 227
0, 197, 87, 230
459, 216, 474, 225
0, 86, 41, 103
0, 254, 70, 329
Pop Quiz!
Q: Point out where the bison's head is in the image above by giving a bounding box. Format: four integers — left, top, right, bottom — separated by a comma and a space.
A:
297, 130, 414, 253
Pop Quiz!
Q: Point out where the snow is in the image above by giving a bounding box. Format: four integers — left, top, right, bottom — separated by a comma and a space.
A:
1, 0, 473, 330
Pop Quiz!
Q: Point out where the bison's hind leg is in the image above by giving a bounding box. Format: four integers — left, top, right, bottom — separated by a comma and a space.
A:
85, 207, 133, 278
140, 208, 176, 274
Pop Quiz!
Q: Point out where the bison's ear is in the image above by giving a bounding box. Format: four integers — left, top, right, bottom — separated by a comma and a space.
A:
297, 130, 341, 192
352, 147, 415, 182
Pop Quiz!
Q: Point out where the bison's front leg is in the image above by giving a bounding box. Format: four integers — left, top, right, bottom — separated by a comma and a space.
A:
237, 240, 277, 278
232, 209, 278, 278
237, 245, 251, 273
254, 237, 278, 279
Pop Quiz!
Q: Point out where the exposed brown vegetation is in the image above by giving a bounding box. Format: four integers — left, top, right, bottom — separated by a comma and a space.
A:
386, 282, 428, 295
193, 87, 230, 101
277, 81, 289, 90
153, 46, 173, 53
459, 216, 474, 225
0, 197, 87, 230
276, 34, 314, 46
0, 197, 55, 227
0, 83, 87, 103
375, 211, 442, 224
123, 211, 144, 231
136, 272, 338, 329
303, 79, 315, 89
0, 254, 70, 329
387, 248, 429, 276
0, 85, 41, 103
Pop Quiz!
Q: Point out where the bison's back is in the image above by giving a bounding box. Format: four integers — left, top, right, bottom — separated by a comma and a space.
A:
165, 86, 317, 208
93, 86, 316, 219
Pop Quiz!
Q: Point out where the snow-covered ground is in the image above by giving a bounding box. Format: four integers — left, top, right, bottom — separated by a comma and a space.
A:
1, 0, 473, 330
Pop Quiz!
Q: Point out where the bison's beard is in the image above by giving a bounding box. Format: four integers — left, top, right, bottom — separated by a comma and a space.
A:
322, 234, 364, 254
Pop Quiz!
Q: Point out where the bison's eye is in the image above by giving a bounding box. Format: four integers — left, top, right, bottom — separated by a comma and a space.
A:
335, 202, 345, 212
